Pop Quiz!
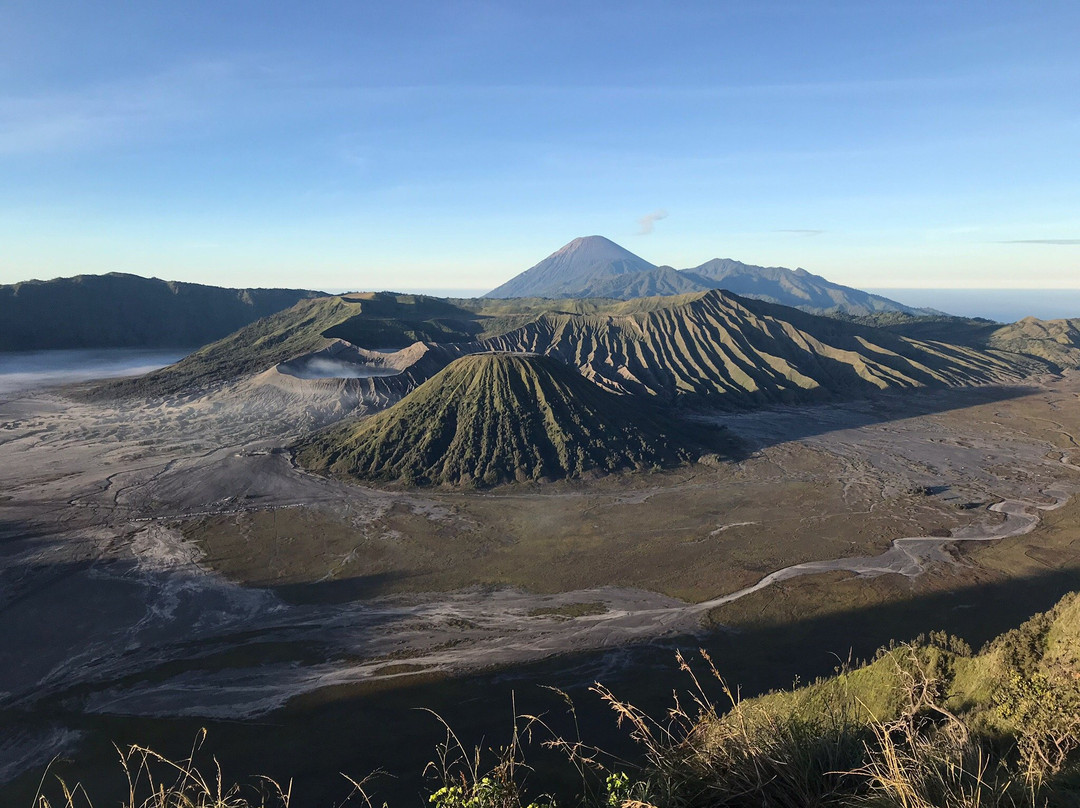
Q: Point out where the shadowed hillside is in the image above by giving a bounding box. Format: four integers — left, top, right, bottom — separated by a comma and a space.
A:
90, 292, 491, 398
854, 312, 1080, 372
684, 257, 926, 315
988, 316, 1080, 370
21, 589, 1080, 807
90, 289, 1044, 409
484, 290, 1027, 406
297, 353, 724, 487
0, 273, 323, 351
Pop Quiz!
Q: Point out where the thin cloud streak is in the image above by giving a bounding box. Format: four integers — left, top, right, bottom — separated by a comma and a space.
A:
998, 239, 1080, 245
0, 60, 248, 156
775, 229, 826, 236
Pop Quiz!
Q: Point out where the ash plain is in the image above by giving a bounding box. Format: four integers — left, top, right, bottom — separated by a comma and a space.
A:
3, 367, 1080, 800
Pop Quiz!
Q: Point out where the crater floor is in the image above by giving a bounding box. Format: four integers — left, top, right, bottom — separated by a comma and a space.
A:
2, 373, 1080, 791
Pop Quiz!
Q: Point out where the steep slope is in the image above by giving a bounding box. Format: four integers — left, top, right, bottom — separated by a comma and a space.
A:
583, 265, 712, 299
297, 353, 717, 487
683, 258, 924, 315
484, 236, 660, 298
736, 590, 1080, 751
987, 317, 1080, 370
483, 290, 1025, 406
90, 289, 1039, 410
855, 313, 1080, 372
91, 292, 486, 399
841, 311, 1003, 346
0, 272, 323, 351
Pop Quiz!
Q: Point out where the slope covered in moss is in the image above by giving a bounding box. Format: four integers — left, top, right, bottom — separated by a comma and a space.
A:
296, 353, 722, 487
90, 293, 490, 398
485, 289, 1027, 405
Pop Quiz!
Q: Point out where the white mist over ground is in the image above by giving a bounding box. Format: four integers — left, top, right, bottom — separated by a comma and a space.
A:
0, 349, 186, 396
288, 357, 404, 379
872, 289, 1080, 323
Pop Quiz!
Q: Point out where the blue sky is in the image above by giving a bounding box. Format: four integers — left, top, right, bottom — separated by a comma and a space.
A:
1, 1, 1078, 291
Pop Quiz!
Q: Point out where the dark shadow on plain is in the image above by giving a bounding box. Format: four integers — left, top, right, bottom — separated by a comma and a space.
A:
687, 383, 1040, 452
9, 565, 1080, 808
270, 571, 412, 604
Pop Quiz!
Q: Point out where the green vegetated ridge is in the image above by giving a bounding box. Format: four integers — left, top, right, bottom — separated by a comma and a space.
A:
988, 316, 1080, 370
484, 289, 1027, 405
650, 590, 1080, 808
738, 588, 1080, 745
851, 310, 1080, 371
841, 310, 1005, 344
91, 292, 500, 398
90, 291, 630, 398
0, 272, 323, 351
28, 591, 1080, 807
93, 287, 1052, 406
296, 353, 725, 487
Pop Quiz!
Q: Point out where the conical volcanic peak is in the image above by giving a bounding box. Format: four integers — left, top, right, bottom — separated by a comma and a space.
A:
482, 235, 924, 314
296, 352, 720, 488
551, 235, 645, 263
484, 236, 657, 299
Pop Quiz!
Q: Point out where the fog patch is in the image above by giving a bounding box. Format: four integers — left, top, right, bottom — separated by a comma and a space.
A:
0, 349, 186, 396
288, 357, 403, 380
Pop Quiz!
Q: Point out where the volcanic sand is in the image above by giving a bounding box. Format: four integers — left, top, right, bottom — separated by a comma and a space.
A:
2, 373, 1080, 785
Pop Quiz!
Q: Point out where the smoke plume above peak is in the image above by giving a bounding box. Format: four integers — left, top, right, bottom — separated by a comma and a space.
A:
637, 209, 668, 235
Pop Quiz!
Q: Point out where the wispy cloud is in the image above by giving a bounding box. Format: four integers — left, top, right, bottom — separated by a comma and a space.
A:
637, 209, 667, 235
0, 60, 246, 156
775, 229, 825, 236
998, 239, 1080, 245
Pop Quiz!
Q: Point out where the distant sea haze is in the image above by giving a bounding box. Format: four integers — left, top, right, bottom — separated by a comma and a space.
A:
870, 289, 1080, 323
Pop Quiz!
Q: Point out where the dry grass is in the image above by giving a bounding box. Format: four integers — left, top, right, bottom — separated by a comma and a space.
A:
31, 730, 300, 808
27, 597, 1080, 808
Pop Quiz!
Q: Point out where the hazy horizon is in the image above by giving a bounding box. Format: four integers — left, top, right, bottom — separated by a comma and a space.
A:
6, 269, 1080, 325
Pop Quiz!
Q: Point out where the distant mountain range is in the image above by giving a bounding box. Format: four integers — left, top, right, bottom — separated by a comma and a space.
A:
485, 235, 928, 317
101, 288, 1033, 407
0, 273, 323, 351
